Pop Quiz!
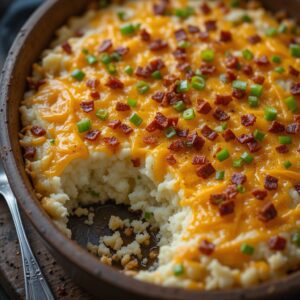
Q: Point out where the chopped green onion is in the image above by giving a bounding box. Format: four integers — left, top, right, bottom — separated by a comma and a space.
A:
77, 119, 91, 133
254, 129, 265, 142
86, 55, 98, 65
275, 66, 285, 74
136, 81, 150, 94
216, 149, 230, 162
291, 232, 300, 245
129, 113, 143, 126
264, 106, 277, 121
241, 152, 253, 164
111, 52, 122, 62
178, 40, 191, 49
71, 69, 85, 81
220, 74, 228, 84
177, 80, 190, 93
49, 139, 55, 145
82, 48, 89, 55
164, 127, 177, 139
174, 7, 195, 19
230, 0, 240, 8
173, 264, 184, 276
117, 11, 126, 21
241, 14, 252, 23
127, 98, 137, 107
242, 49, 254, 61
201, 49, 215, 62
240, 243, 254, 255
182, 108, 195, 120
250, 84, 263, 97
216, 171, 225, 180
106, 63, 117, 75
144, 211, 153, 220
290, 44, 300, 58
283, 160, 292, 169
215, 122, 227, 133
248, 96, 259, 108
233, 80, 247, 91
284, 96, 297, 112
99, 0, 110, 8
191, 76, 206, 91
100, 53, 112, 65
265, 27, 277, 37
151, 70, 162, 80
237, 184, 246, 193
124, 65, 133, 75
173, 101, 186, 112
271, 55, 281, 64
120, 23, 139, 36
96, 109, 109, 120
233, 159, 243, 168
278, 135, 292, 145
278, 23, 288, 33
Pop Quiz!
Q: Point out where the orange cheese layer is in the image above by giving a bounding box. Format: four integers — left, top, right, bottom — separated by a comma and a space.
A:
23, 0, 300, 269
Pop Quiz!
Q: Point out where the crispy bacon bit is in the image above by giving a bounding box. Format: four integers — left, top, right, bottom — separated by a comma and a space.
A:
154, 112, 168, 128
26, 77, 46, 90
192, 155, 207, 165
213, 107, 230, 121
289, 65, 300, 77
205, 20, 217, 32
219, 201, 234, 216
295, 183, 300, 195
177, 62, 191, 72
104, 136, 119, 147
85, 130, 101, 141
198, 31, 209, 41
255, 55, 270, 66
86, 78, 100, 89
116, 102, 130, 111
31, 126, 46, 137
237, 134, 254, 144
61, 41, 72, 54
168, 117, 178, 127
186, 132, 205, 150
225, 55, 239, 69
215, 94, 232, 106
222, 129, 235, 142
74, 30, 84, 37
210, 193, 226, 205
220, 30, 232, 42
224, 185, 238, 200
146, 120, 159, 132
268, 236, 286, 251
153, 1, 168, 15
173, 48, 187, 60
80, 101, 94, 113
168, 139, 185, 152
115, 46, 129, 56
247, 140, 261, 153
131, 158, 141, 167
140, 29, 151, 42
286, 123, 300, 134
291, 82, 300, 96
242, 64, 253, 76
108, 120, 121, 129
199, 240, 215, 255
232, 89, 246, 99
264, 175, 278, 190
135, 66, 151, 78
166, 154, 177, 165
143, 135, 158, 145
258, 202, 277, 222
199, 63, 216, 76
295, 115, 300, 122
252, 75, 265, 85
276, 145, 289, 153
176, 128, 189, 138
268, 121, 285, 133
187, 25, 200, 33
225, 70, 237, 83
196, 100, 212, 114
98, 39, 112, 53
248, 34, 262, 44
252, 189, 268, 200
231, 173, 247, 185
152, 91, 165, 103
120, 123, 133, 135
200, 3, 211, 15
163, 75, 178, 87
201, 125, 218, 141
149, 39, 168, 51
147, 58, 165, 72
196, 163, 215, 179
90, 91, 100, 100
105, 77, 124, 89
174, 28, 188, 41
241, 114, 256, 127
23, 146, 36, 160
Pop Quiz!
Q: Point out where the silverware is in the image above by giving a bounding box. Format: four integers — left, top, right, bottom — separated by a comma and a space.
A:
0, 159, 55, 300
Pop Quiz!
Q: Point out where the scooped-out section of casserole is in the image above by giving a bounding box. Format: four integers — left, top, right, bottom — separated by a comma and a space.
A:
19, 0, 300, 290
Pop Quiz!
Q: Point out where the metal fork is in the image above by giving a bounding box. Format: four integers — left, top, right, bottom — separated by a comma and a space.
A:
0, 159, 55, 300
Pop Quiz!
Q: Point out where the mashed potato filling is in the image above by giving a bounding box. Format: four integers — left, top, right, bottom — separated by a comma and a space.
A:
20, 0, 300, 290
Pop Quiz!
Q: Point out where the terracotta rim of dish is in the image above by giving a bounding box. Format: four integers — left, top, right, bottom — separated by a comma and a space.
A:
0, 1, 299, 299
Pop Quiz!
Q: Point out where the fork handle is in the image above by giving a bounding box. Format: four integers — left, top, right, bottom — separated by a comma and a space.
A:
1, 187, 55, 300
